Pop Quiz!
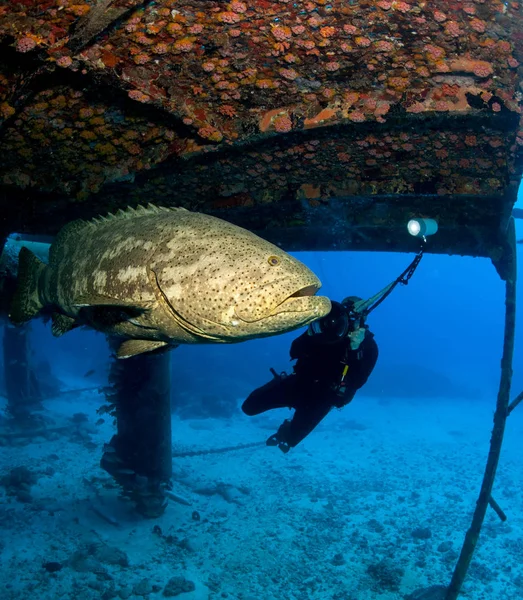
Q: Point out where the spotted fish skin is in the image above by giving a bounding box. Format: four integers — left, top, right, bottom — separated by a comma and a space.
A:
9, 205, 330, 358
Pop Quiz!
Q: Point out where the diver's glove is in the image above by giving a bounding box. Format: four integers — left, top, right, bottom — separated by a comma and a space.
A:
348, 327, 366, 350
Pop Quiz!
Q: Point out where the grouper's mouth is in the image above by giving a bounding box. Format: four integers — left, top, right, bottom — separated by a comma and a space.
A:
287, 284, 320, 299
274, 284, 330, 317
234, 278, 331, 322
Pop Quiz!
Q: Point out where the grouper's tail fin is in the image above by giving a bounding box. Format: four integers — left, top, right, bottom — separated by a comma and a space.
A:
9, 246, 47, 324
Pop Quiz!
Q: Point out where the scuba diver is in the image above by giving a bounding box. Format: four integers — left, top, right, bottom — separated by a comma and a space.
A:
241, 296, 379, 453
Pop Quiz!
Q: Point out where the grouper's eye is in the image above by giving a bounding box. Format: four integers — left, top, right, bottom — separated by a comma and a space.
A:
268, 256, 280, 266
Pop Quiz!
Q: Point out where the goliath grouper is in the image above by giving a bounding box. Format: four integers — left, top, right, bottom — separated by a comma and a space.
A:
9, 204, 331, 358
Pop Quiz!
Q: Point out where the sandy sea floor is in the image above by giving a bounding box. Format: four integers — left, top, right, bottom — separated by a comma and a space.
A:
1, 382, 523, 600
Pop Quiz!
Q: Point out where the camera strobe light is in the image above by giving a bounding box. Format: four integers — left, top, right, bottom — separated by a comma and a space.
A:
407, 218, 438, 238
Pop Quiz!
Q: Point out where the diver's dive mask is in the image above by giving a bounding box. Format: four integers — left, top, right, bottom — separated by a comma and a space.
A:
308, 300, 364, 343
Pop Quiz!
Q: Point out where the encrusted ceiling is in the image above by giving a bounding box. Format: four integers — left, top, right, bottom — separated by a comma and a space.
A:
0, 0, 522, 264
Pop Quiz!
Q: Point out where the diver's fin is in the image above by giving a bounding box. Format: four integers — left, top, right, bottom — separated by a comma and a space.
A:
9, 246, 47, 324
116, 339, 172, 359
51, 313, 78, 337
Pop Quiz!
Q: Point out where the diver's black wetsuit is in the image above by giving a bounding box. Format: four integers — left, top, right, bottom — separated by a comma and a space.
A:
242, 327, 378, 450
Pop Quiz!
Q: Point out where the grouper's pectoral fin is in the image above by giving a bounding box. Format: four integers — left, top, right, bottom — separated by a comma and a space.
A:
78, 305, 148, 328
73, 295, 152, 329
116, 339, 175, 359
52, 313, 79, 337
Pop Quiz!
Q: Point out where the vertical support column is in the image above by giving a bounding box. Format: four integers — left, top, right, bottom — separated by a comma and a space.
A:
3, 321, 43, 420
0, 232, 14, 315
445, 217, 517, 600
100, 339, 173, 518
1, 235, 45, 420
0, 234, 6, 260
1, 231, 9, 399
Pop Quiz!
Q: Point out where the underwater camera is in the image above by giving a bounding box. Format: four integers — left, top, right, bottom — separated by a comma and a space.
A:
308, 300, 363, 343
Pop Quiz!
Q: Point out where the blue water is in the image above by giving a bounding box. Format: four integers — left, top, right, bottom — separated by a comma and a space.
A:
28, 233, 523, 406
0, 207, 522, 600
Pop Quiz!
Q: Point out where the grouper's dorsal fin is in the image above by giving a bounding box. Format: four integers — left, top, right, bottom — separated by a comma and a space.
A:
50, 205, 190, 267
86, 204, 188, 229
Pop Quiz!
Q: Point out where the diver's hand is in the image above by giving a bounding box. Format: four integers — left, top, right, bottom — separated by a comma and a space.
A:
349, 327, 366, 350
269, 368, 288, 380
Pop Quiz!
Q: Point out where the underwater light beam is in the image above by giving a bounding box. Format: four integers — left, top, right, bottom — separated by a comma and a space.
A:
407, 217, 439, 238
